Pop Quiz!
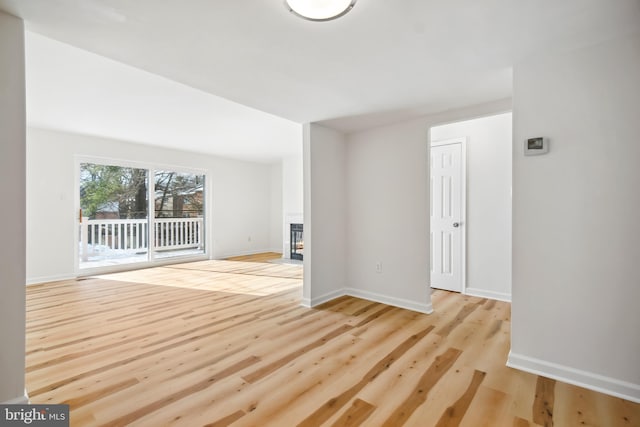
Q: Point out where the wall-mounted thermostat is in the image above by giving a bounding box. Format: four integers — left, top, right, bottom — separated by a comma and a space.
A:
524, 137, 549, 156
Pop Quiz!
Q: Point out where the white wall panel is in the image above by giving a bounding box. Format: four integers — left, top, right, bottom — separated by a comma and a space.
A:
0, 11, 27, 404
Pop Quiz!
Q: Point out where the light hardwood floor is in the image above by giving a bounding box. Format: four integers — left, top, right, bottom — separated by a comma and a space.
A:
224, 252, 283, 263
26, 258, 638, 426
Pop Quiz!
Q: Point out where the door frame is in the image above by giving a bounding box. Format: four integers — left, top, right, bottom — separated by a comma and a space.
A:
430, 137, 467, 294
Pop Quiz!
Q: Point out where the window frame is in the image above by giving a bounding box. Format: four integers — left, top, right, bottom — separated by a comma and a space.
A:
74, 155, 210, 275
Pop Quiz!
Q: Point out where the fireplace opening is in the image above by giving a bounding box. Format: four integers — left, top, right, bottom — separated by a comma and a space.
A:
290, 223, 303, 261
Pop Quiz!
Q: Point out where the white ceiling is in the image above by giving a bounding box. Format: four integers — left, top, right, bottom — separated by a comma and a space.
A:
24, 32, 301, 163
1, 0, 639, 156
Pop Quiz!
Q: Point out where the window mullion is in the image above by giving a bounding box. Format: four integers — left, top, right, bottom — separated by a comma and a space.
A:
148, 168, 156, 262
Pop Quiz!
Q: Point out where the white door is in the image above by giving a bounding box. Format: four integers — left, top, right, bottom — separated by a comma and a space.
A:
430, 140, 465, 292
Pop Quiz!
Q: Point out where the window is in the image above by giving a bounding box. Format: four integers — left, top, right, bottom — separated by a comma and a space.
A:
153, 170, 205, 259
78, 161, 206, 270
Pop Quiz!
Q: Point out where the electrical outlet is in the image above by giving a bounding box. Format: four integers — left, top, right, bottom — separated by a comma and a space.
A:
376, 262, 382, 273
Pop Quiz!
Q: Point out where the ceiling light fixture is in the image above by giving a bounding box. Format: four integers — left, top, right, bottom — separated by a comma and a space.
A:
285, 0, 357, 22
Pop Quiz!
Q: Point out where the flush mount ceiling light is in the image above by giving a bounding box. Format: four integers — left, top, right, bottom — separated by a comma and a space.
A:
285, 0, 357, 22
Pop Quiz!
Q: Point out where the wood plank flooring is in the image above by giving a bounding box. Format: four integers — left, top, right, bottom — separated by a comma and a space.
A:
26, 259, 639, 426
224, 252, 283, 263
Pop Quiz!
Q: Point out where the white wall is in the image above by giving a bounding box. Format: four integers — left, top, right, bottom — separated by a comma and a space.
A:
269, 162, 283, 253
0, 11, 27, 404
342, 100, 511, 314
302, 125, 312, 304
27, 127, 279, 283
346, 119, 432, 313
283, 155, 303, 215
282, 153, 303, 257
509, 31, 640, 402
431, 113, 512, 301
303, 124, 347, 305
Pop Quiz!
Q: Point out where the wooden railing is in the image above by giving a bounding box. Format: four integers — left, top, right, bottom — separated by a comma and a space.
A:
154, 218, 203, 251
80, 217, 203, 261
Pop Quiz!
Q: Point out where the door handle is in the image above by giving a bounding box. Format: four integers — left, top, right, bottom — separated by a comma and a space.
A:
453, 222, 460, 228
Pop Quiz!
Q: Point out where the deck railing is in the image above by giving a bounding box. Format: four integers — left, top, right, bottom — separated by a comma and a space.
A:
80, 217, 203, 261
154, 218, 203, 251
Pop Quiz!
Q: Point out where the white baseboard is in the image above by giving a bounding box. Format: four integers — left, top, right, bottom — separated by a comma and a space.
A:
27, 252, 216, 285
26, 273, 76, 286
310, 289, 346, 307
344, 288, 433, 314
213, 248, 280, 259
464, 287, 511, 302
345, 288, 433, 314
3, 390, 29, 404
507, 351, 640, 403
305, 288, 433, 314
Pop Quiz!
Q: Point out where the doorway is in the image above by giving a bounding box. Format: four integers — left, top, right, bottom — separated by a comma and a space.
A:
430, 139, 466, 292
429, 112, 513, 301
